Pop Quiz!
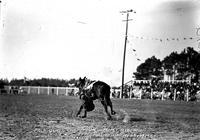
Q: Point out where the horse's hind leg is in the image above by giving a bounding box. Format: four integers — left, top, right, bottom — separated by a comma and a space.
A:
101, 100, 112, 120
107, 98, 116, 115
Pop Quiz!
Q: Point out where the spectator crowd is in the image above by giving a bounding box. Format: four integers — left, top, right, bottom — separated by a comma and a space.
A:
112, 80, 200, 101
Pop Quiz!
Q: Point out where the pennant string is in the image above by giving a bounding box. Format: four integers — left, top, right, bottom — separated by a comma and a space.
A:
127, 34, 200, 43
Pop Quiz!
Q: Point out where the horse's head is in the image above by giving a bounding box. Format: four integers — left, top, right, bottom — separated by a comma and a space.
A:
77, 77, 87, 91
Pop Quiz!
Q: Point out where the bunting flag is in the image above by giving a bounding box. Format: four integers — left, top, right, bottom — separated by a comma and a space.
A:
127, 34, 200, 43
125, 30, 200, 63
131, 47, 141, 61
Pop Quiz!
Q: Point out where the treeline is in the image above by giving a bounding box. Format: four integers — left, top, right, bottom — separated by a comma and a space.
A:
134, 47, 200, 82
0, 78, 79, 87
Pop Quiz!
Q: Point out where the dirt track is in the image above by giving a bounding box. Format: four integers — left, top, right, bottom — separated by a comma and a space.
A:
0, 94, 200, 139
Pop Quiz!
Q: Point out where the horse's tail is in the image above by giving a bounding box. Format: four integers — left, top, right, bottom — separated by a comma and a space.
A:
104, 83, 111, 98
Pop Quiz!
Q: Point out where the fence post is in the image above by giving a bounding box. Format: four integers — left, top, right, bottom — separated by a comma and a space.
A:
56, 87, 59, 96
186, 89, 189, 102
161, 90, 164, 100
151, 88, 153, 100
120, 87, 122, 99
130, 88, 132, 99
38, 86, 40, 95
28, 86, 30, 94
110, 89, 113, 98
174, 89, 176, 101
139, 90, 142, 99
47, 86, 50, 95
65, 87, 68, 96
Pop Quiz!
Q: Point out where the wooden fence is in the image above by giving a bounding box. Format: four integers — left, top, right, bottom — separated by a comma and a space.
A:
3, 86, 79, 96
3, 86, 114, 98
1, 86, 198, 102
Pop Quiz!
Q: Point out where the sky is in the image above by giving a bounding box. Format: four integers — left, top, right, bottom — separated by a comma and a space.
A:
1, 0, 200, 86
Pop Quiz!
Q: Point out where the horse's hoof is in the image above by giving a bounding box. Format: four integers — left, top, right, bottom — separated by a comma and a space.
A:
79, 115, 86, 118
106, 116, 112, 120
111, 111, 116, 115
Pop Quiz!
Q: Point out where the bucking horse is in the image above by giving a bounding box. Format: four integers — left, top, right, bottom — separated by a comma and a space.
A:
76, 77, 116, 120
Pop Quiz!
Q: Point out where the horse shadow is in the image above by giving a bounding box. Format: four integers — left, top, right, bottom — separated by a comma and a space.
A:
129, 117, 146, 122
112, 111, 146, 122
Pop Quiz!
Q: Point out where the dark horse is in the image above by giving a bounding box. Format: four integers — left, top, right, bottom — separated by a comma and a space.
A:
76, 77, 116, 120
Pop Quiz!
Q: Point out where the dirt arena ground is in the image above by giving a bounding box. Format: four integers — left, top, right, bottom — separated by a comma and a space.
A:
0, 94, 200, 140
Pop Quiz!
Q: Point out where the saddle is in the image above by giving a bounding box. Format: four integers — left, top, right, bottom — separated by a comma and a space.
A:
79, 93, 95, 112
84, 101, 95, 112
81, 87, 97, 100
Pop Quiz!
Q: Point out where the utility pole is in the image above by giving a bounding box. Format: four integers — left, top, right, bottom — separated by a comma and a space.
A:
120, 9, 135, 98
0, 0, 3, 31
0, 1, 1, 19
0, 0, 2, 42
0, 1, 1, 21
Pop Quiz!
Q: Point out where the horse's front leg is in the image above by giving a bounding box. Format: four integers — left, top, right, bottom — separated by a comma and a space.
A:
81, 108, 87, 118
76, 105, 83, 117
76, 104, 87, 118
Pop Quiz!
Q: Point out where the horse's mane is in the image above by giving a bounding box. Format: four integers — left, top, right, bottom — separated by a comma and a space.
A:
84, 80, 96, 89
78, 77, 96, 89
